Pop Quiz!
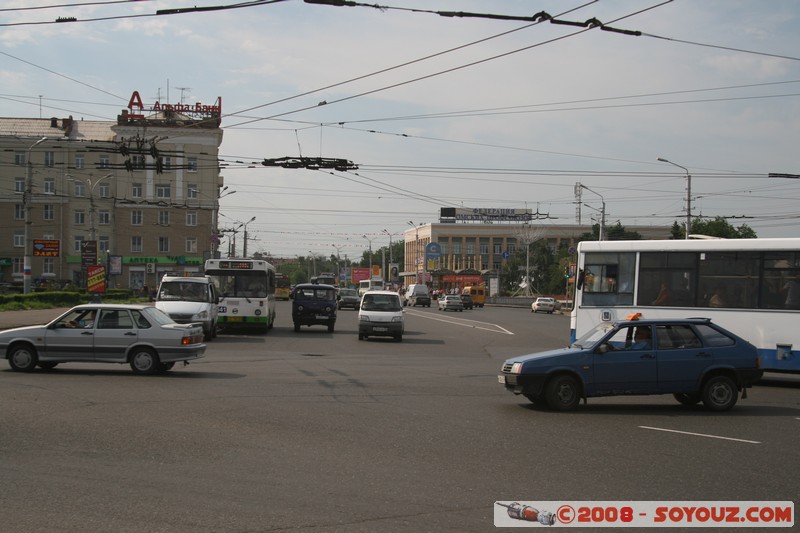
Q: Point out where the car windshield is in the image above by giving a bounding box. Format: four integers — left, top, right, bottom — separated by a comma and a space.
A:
158, 281, 207, 302
361, 295, 401, 311
572, 322, 615, 348
296, 288, 336, 300
340, 289, 357, 298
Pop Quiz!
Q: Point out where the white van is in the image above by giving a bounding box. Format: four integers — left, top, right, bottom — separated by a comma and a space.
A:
155, 276, 219, 341
358, 290, 404, 342
404, 283, 431, 307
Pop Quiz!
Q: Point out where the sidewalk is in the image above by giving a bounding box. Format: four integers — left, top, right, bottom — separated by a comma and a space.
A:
0, 308, 71, 330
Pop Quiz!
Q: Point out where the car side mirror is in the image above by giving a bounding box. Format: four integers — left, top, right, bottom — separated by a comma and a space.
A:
596, 343, 609, 354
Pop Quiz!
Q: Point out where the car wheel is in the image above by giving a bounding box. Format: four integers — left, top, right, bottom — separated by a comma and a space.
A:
394, 334, 402, 342
203, 326, 213, 342
701, 375, 738, 411
8, 344, 38, 372
38, 362, 59, 370
129, 347, 161, 375
545, 375, 581, 411
673, 392, 701, 406
328, 322, 335, 333
212, 323, 218, 338
358, 332, 364, 340
160, 362, 175, 372
294, 322, 300, 332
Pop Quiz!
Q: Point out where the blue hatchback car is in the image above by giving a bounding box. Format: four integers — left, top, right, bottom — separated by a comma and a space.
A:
499, 316, 762, 411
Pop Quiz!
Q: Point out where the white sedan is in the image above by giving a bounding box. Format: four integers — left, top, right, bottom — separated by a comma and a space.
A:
0, 304, 206, 375
438, 295, 464, 312
531, 297, 557, 314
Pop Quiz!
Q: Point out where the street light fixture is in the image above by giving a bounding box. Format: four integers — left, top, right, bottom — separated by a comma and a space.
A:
657, 157, 691, 239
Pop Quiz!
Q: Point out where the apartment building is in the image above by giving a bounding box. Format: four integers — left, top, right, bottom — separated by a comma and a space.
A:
0, 95, 223, 291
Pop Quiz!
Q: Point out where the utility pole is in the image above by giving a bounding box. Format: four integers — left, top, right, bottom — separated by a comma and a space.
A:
23, 137, 47, 294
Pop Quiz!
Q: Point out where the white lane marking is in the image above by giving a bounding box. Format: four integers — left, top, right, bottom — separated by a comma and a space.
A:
639, 426, 760, 444
405, 310, 514, 335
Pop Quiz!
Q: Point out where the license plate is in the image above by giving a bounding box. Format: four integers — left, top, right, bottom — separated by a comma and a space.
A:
373, 327, 387, 332
497, 375, 506, 384
315, 315, 330, 319
227, 317, 243, 322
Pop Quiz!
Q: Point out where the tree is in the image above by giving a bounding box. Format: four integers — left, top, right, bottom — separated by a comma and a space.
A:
688, 217, 757, 239
579, 222, 642, 241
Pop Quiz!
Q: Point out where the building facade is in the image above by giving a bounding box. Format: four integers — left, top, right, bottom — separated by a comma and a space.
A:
0, 95, 223, 291
402, 215, 672, 288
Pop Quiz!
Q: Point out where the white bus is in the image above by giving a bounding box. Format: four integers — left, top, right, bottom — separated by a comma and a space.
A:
204, 259, 276, 333
358, 278, 383, 296
572, 238, 800, 373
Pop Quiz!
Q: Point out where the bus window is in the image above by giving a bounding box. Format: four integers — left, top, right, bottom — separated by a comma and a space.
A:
637, 252, 697, 307
581, 252, 634, 306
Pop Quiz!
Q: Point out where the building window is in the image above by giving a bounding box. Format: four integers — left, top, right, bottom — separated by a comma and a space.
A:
162, 156, 172, 171
74, 209, 86, 225
493, 242, 502, 254
186, 211, 197, 226
158, 210, 169, 226
73, 236, 84, 253
99, 236, 109, 253
73, 181, 85, 197
15, 152, 25, 165
131, 155, 145, 170
156, 184, 171, 199
98, 210, 110, 225
186, 237, 198, 253
15, 204, 24, 220
452, 241, 462, 255
466, 239, 476, 255
98, 183, 110, 198
187, 185, 198, 199
44, 177, 55, 194
13, 258, 23, 274
132, 183, 143, 198
158, 237, 169, 253
131, 210, 143, 226
15, 177, 24, 192
43, 258, 55, 275
45, 151, 55, 167
187, 157, 198, 172
131, 236, 142, 253
43, 204, 54, 221
14, 231, 24, 247
75, 154, 85, 169
99, 155, 110, 169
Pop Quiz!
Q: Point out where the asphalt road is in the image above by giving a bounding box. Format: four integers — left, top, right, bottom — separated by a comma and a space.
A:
1, 302, 798, 532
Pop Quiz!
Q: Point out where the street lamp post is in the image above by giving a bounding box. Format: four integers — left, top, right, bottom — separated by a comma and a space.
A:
382, 229, 395, 284
22, 137, 47, 294
362, 234, 374, 275
408, 221, 421, 283
332, 244, 342, 285
242, 216, 256, 258
308, 251, 316, 277
85, 173, 115, 242
579, 184, 606, 241
658, 157, 691, 239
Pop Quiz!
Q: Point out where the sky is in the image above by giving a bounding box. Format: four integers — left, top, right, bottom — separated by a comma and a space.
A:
1, 0, 799, 261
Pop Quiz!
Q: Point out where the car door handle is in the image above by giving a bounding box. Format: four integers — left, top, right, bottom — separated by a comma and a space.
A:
124, 332, 136, 336
640, 353, 655, 359
695, 352, 711, 357
81, 331, 93, 336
